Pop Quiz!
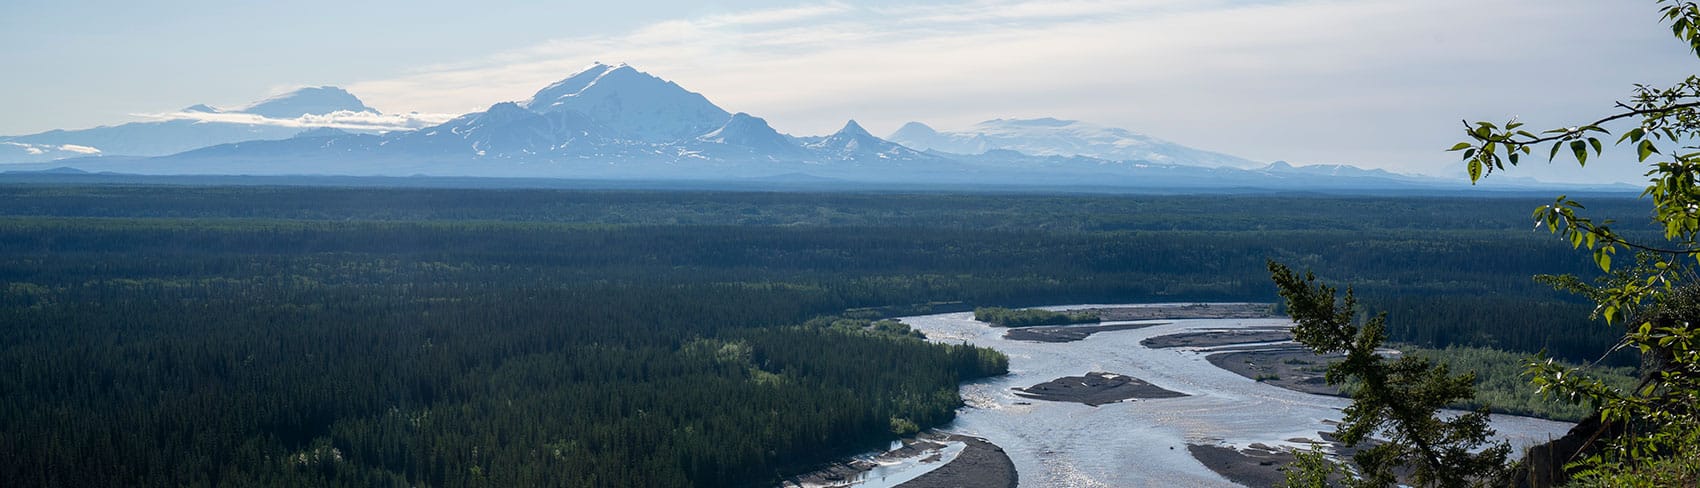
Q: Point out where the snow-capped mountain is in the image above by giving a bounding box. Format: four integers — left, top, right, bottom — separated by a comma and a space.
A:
291, 127, 352, 139
232, 86, 377, 118
151, 65, 938, 172
524, 63, 729, 143
696, 113, 789, 148
5, 62, 1458, 191
691, 113, 811, 160
0, 86, 383, 162
383, 102, 614, 158
803, 120, 934, 162
887, 118, 1261, 169
1258, 160, 1402, 178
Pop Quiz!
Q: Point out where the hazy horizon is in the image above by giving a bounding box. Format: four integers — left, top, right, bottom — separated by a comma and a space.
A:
4, 0, 1693, 183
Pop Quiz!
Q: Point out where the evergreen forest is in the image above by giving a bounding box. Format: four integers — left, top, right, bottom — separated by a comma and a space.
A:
0, 185, 1639, 487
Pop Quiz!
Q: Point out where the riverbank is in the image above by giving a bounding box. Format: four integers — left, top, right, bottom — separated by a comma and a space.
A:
998, 302, 1275, 343
780, 437, 955, 488
1207, 347, 1343, 396
778, 434, 1015, 488
895, 435, 1017, 488
1141, 328, 1293, 348
841, 306, 1573, 487
1188, 443, 1297, 487
1080, 302, 1275, 321
1135, 325, 1346, 396
1003, 322, 1164, 342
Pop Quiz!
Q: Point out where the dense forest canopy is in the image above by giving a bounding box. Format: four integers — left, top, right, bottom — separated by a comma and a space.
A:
972, 307, 1099, 327
0, 185, 1637, 486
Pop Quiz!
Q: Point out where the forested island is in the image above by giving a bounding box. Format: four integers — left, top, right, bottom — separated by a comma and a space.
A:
0, 185, 1640, 487
972, 307, 1100, 327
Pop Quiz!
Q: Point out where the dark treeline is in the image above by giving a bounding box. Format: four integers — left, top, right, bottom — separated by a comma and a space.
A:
0, 185, 1655, 233
973, 307, 1099, 327
0, 185, 1643, 486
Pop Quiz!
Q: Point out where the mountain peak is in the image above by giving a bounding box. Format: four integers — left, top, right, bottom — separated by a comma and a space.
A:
522, 62, 672, 112
463, 102, 542, 128
237, 86, 377, 118
524, 63, 619, 109
836, 120, 872, 138
699, 113, 774, 141
181, 104, 219, 113
697, 113, 802, 155
891, 121, 937, 138
712, 112, 770, 132
521, 63, 730, 142
806, 119, 931, 162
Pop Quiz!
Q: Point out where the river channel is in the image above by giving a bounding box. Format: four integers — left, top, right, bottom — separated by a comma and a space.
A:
879, 304, 1576, 487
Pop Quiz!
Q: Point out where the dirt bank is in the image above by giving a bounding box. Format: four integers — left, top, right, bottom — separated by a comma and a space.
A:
1207, 347, 1344, 396
1188, 443, 1297, 487
896, 435, 1017, 488
780, 438, 946, 488
1140, 328, 1293, 348
1003, 322, 1165, 343
1014, 371, 1188, 406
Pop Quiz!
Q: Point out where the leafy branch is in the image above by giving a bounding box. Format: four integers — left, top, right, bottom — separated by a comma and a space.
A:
1399, 1, 1700, 484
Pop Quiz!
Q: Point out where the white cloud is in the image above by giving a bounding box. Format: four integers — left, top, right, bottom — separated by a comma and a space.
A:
344, 0, 1696, 183
696, 3, 853, 28
3, 142, 47, 155
2, 141, 103, 158
133, 110, 458, 132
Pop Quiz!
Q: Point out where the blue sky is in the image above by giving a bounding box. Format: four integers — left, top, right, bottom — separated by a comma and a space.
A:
3, 0, 1695, 183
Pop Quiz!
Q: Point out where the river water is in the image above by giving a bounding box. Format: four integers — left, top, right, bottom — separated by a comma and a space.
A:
890, 304, 1575, 488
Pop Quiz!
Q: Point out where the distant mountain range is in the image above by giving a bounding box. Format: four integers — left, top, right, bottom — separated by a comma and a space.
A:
0, 86, 380, 163
887, 118, 1260, 169
1, 62, 1525, 191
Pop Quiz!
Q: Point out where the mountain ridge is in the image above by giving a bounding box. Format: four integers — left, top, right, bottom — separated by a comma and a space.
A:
2, 63, 1468, 191
887, 118, 1261, 169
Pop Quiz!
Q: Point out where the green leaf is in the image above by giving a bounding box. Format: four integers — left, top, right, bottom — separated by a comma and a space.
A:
1448, 142, 1473, 151
1571, 140, 1589, 166
1589, 137, 1603, 155
1639, 140, 1659, 162
1549, 143, 1563, 162
1618, 129, 1638, 144
1467, 160, 1483, 183
1593, 247, 1611, 271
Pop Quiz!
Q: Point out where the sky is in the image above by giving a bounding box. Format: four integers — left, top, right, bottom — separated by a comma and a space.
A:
2, 0, 1696, 183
